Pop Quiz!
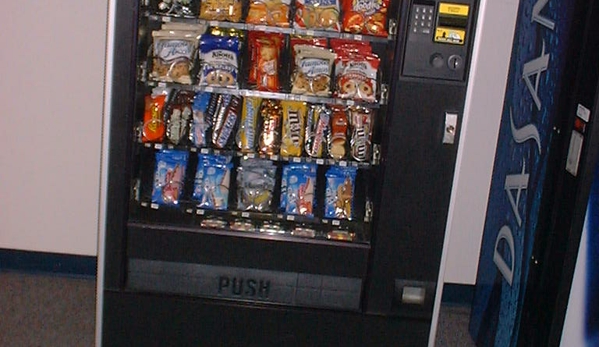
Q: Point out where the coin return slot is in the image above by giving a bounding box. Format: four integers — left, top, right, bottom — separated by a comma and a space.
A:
402, 286, 426, 305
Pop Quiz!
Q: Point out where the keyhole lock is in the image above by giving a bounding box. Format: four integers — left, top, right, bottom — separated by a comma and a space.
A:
447, 55, 463, 71
443, 113, 458, 144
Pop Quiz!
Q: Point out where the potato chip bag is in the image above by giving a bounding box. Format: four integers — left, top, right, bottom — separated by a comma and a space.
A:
341, 0, 389, 36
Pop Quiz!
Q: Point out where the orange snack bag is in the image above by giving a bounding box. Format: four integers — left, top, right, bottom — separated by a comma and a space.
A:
341, 0, 389, 36
142, 92, 167, 143
246, 0, 291, 27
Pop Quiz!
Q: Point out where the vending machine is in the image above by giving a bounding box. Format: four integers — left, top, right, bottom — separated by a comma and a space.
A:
97, 0, 480, 345
469, 0, 599, 346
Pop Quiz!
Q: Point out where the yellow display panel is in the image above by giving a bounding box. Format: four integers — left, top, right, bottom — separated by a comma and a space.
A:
439, 3, 470, 17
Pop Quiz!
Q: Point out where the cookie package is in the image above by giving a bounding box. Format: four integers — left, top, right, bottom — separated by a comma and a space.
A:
150, 29, 201, 85
332, 39, 380, 102
198, 34, 240, 88
291, 45, 336, 97
295, 0, 341, 31
247, 0, 291, 27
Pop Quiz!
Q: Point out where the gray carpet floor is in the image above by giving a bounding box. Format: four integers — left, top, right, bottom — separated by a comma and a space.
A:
0, 271, 475, 346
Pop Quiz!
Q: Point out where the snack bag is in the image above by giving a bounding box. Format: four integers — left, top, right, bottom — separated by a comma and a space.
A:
280, 163, 317, 216
247, 32, 284, 91
165, 90, 195, 145
157, 0, 196, 17
334, 51, 380, 102
151, 30, 200, 84
328, 106, 348, 159
199, 0, 242, 22
236, 97, 262, 152
193, 154, 233, 210
247, 0, 291, 27
198, 34, 240, 88
280, 101, 308, 157
142, 88, 169, 143
291, 45, 336, 96
151, 150, 189, 205
236, 159, 277, 212
294, 0, 341, 31
211, 95, 240, 149
190, 92, 212, 147
325, 166, 357, 219
341, 0, 389, 36
348, 107, 373, 162
258, 99, 283, 155
305, 104, 331, 158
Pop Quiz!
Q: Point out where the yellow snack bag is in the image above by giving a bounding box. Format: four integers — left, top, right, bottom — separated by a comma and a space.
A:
280, 101, 308, 157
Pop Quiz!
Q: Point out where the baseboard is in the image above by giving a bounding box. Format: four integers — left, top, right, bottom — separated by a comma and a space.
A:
441, 283, 475, 306
0, 248, 96, 278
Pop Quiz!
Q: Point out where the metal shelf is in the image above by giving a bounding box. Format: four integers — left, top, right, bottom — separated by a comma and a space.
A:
147, 13, 395, 44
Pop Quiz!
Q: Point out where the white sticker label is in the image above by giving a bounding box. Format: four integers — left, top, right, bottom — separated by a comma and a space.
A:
151, 203, 159, 209
566, 131, 584, 177
332, 220, 340, 226
577, 104, 591, 122
242, 212, 250, 218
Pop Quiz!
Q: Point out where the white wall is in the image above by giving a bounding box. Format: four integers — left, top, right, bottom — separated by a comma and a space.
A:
0, 1, 108, 256
443, 0, 519, 284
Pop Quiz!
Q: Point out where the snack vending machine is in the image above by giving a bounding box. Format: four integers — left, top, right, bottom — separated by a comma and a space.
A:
98, 0, 478, 345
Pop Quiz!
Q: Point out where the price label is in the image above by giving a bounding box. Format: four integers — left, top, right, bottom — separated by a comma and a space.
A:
210, 21, 219, 26
292, 157, 301, 163
151, 203, 159, 210
287, 215, 295, 221
205, 87, 214, 93
346, 100, 355, 106
332, 220, 341, 226
354, 35, 363, 41
340, 161, 347, 167
163, 16, 171, 22
155, 144, 163, 150
271, 155, 279, 161
185, 208, 193, 214
190, 147, 197, 152
316, 159, 325, 165
196, 209, 205, 215
256, 25, 267, 31
141, 202, 148, 207
242, 212, 250, 218
306, 30, 315, 36
247, 153, 256, 158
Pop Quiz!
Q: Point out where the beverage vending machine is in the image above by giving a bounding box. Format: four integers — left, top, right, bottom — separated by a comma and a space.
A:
97, 0, 479, 345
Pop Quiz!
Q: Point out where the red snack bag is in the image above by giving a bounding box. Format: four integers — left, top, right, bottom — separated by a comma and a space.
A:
248, 32, 284, 91
334, 51, 380, 102
142, 91, 167, 143
341, 0, 389, 36
330, 38, 372, 54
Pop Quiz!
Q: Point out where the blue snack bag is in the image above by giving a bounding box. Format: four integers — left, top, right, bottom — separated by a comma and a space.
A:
198, 35, 240, 88
190, 92, 212, 147
281, 163, 317, 217
193, 154, 232, 210
152, 150, 189, 206
325, 166, 357, 219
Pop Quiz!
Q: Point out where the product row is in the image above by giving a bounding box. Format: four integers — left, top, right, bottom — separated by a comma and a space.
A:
148, 150, 362, 221
149, 23, 382, 101
152, 0, 390, 36
142, 88, 376, 162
